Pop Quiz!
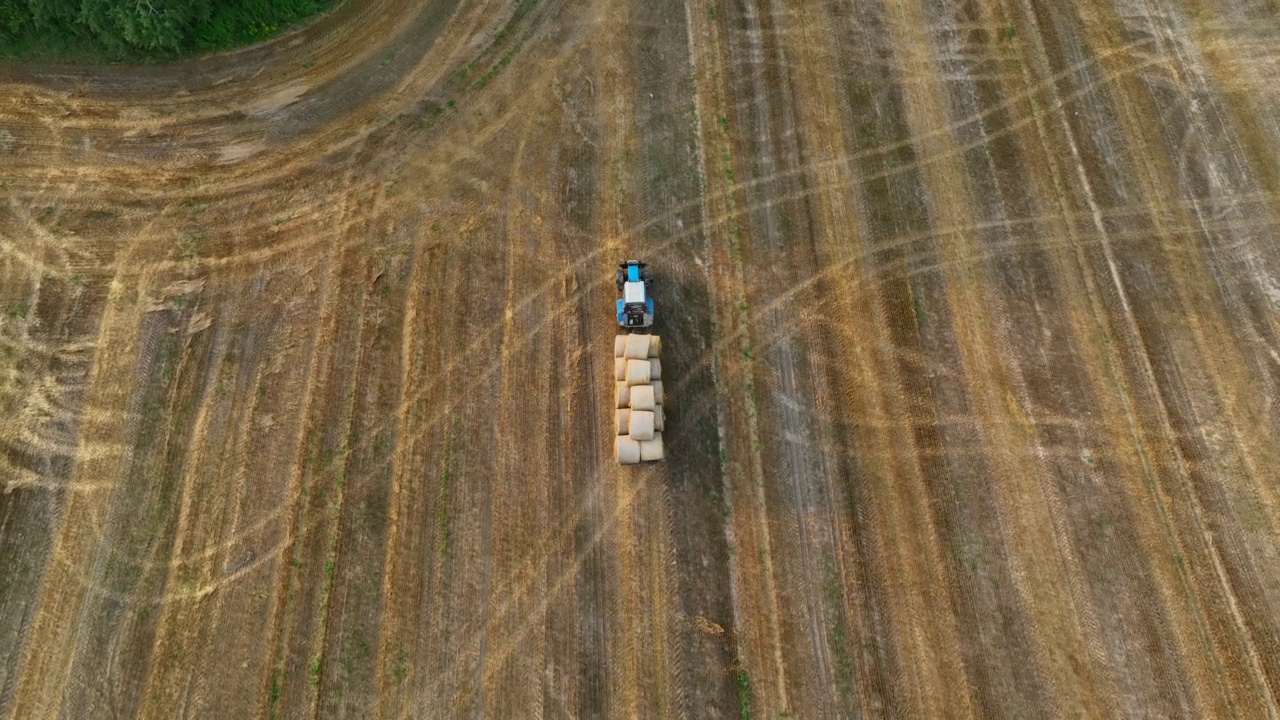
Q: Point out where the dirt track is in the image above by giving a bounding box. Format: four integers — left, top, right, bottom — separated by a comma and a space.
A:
2, 0, 1280, 716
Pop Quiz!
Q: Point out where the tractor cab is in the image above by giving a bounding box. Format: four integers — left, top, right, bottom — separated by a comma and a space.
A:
616, 260, 654, 329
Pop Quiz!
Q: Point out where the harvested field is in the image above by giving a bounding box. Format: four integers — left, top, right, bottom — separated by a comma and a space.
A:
2, 0, 1280, 716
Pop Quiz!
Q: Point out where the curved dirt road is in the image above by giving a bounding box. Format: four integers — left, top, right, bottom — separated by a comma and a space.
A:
2, 0, 1280, 717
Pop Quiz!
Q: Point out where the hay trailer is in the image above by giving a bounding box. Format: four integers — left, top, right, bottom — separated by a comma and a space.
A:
613, 333, 664, 463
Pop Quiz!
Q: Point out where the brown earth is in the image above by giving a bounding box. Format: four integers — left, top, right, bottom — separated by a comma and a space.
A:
2, 0, 1279, 716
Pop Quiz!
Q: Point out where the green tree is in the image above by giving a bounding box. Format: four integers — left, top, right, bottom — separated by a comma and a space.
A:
0, 0, 330, 60
80, 0, 212, 54
23, 0, 81, 30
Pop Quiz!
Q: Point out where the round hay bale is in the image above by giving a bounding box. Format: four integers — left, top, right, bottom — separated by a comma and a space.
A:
639, 433, 664, 462
625, 359, 652, 386
624, 334, 651, 359
648, 336, 662, 358
630, 384, 656, 411
616, 436, 641, 464
615, 381, 631, 409
653, 404, 664, 432
629, 410, 655, 441
649, 358, 662, 380
651, 380, 664, 405
614, 335, 627, 358
615, 408, 630, 435
614, 357, 627, 381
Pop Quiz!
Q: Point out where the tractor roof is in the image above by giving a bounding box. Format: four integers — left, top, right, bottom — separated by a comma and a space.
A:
623, 280, 646, 304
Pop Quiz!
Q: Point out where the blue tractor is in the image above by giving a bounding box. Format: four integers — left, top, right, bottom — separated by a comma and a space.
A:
615, 260, 654, 329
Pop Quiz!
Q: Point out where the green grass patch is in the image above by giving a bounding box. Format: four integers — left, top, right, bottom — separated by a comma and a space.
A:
471, 47, 516, 92
268, 667, 282, 718
2, 300, 29, 321
156, 332, 179, 386
735, 667, 753, 720
821, 553, 857, 704
437, 417, 459, 557
451, 0, 537, 91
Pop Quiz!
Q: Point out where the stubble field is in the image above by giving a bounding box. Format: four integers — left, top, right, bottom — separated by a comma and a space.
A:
2, 0, 1280, 717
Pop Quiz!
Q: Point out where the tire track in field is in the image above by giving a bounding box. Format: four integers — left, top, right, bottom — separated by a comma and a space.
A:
824, 1, 981, 714
631, 0, 725, 713
1125, 0, 1280, 583
685, 2, 791, 716
372, 18, 598, 709
131, 309, 244, 717
35, 290, 208, 716
996, 0, 1249, 712
554, 56, 607, 720
888, 0, 1164, 700
367, 222, 431, 718
410, 464, 654, 717
724, 0, 842, 714
3, 216, 172, 717
476, 111, 547, 719
18, 169, 1274, 615
129, 188, 1269, 579
781, 0, 924, 713
0, 0, 472, 165
164, 346, 276, 718
94, 51, 1233, 707
894, 0, 1112, 714
253, 156, 365, 717
2, 1, 757, 712
47, 175, 1239, 617
307, 270, 379, 718
0, 30, 1167, 285
13, 194, 367, 634
0, 0, 568, 284
0, 30, 1228, 543
8, 3, 1280, 718
1062, 0, 1280, 706
588, 1, 648, 715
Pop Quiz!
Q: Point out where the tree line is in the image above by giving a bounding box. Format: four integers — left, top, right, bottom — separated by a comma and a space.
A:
0, 0, 330, 59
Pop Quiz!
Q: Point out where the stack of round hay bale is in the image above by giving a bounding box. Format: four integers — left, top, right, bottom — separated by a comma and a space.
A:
613, 334, 665, 464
